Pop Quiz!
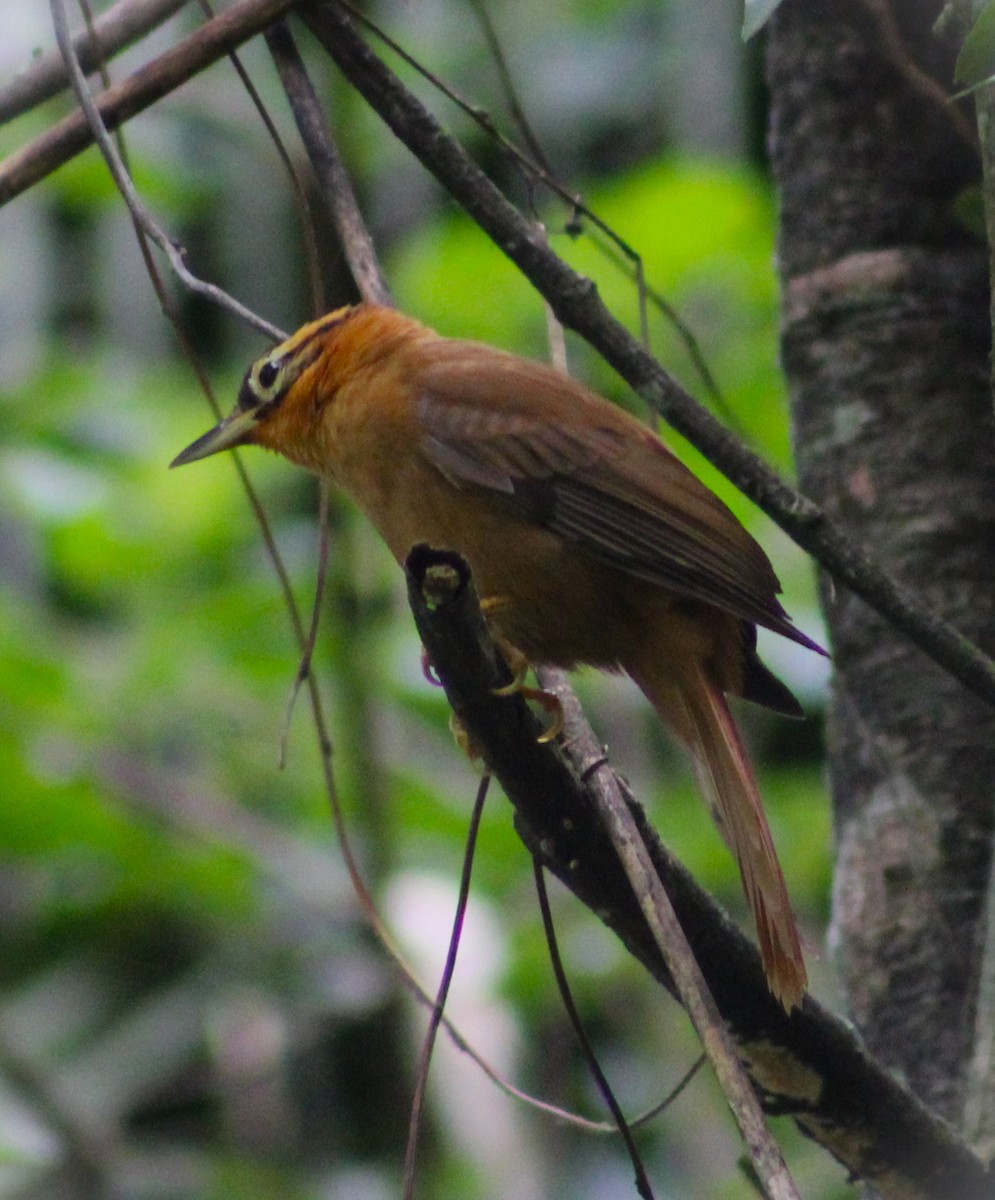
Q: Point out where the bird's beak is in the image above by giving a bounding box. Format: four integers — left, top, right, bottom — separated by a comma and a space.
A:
170, 408, 260, 468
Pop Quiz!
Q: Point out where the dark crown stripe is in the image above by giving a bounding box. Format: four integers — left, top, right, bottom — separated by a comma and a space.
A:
280, 306, 358, 363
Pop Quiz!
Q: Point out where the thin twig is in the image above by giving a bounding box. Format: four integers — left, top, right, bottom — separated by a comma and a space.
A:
533, 677, 800, 1200
264, 21, 393, 307
50, 0, 283, 339
466, 0, 551, 173
297, 615, 625, 1137
280, 477, 332, 768
581, 223, 732, 424
533, 861, 656, 1200
402, 773, 491, 1200
70, 0, 305, 668
191, 1, 325, 317
338, 0, 656, 346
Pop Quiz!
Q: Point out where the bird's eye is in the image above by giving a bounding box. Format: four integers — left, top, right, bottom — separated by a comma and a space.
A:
258, 360, 280, 390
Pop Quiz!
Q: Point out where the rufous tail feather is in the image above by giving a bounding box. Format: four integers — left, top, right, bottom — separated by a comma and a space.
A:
636, 668, 807, 1011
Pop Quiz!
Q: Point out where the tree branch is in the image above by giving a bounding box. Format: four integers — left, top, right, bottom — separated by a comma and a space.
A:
0, 0, 189, 124
264, 21, 394, 308
0, 0, 295, 206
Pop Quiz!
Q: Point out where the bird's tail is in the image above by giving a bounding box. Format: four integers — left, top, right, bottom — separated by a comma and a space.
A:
635, 665, 807, 1011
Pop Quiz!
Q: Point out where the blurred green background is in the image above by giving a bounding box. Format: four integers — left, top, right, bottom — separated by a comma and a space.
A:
0, 1, 838, 1197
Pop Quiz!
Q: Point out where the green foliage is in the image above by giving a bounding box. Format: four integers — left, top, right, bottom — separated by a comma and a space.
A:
955, 0, 995, 88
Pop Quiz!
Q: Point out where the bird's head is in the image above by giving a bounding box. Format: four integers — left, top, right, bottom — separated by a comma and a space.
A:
171, 303, 413, 473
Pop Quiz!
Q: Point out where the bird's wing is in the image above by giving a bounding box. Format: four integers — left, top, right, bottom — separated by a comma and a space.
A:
413, 345, 821, 652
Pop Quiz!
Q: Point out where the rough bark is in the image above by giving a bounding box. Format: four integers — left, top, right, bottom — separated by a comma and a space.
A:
767, 0, 995, 1125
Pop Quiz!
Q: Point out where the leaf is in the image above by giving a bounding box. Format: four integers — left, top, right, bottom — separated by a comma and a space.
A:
742, 0, 788, 41
955, 0, 995, 85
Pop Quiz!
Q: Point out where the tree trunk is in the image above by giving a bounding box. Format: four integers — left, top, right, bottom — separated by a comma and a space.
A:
767, 0, 995, 1129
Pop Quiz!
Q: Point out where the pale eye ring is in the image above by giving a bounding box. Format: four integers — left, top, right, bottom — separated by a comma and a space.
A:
258, 360, 279, 390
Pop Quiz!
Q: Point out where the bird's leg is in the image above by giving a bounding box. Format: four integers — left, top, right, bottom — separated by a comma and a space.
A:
494, 655, 565, 744
492, 642, 567, 739
479, 612, 563, 745
427, 597, 563, 746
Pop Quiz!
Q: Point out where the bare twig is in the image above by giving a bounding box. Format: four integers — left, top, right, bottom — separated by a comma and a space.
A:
338, 1, 656, 345
280, 476, 332, 768
402, 774, 491, 1200
467, 0, 550, 172
377, 0, 730, 415
264, 21, 393, 307
192, 0, 325, 317
534, 667, 799, 1200
50, 0, 283, 339
301, 0, 995, 712
534, 862, 656, 1200
0, 0, 189, 123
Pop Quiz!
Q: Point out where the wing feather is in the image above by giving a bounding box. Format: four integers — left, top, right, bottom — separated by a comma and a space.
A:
412, 343, 821, 652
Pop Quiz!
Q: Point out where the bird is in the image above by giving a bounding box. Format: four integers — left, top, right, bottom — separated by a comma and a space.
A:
172, 302, 824, 1010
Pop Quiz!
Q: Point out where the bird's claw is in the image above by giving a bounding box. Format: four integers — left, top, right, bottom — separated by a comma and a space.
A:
492, 641, 564, 744
421, 646, 443, 687
521, 684, 565, 744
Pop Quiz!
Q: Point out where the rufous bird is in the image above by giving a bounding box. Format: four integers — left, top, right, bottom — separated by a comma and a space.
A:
172, 303, 824, 1010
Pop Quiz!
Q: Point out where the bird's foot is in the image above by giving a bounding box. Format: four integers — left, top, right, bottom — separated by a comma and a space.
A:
492, 640, 563, 744
422, 624, 563, 746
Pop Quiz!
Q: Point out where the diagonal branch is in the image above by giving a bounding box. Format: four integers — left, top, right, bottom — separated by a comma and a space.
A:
0, 0, 189, 124
299, 0, 995, 712
0, 0, 295, 206
264, 21, 394, 308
